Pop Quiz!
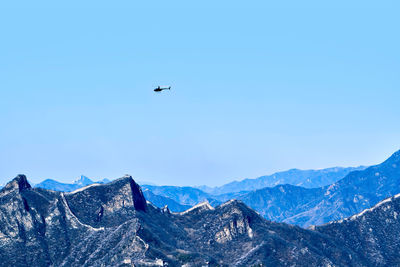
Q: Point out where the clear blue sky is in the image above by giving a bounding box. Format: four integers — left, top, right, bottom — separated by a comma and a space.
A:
0, 1, 399, 186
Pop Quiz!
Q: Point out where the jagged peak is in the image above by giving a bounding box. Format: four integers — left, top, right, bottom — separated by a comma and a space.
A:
217, 199, 255, 212
219, 199, 243, 208
215, 199, 263, 220
1, 174, 31, 193
68, 175, 135, 191
73, 175, 93, 186
117, 175, 147, 211
64, 174, 147, 212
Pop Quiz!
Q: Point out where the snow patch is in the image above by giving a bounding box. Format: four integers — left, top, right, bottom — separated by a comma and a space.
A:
235, 241, 266, 265
180, 201, 214, 214
66, 183, 103, 194
349, 193, 400, 221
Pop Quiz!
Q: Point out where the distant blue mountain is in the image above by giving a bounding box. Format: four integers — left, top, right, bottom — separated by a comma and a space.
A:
31, 154, 400, 228
137, 151, 400, 227
35, 175, 110, 192
98, 178, 111, 184
72, 175, 93, 187
140, 166, 365, 211
198, 166, 366, 195
235, 150, 400, 227
142, 189, 191, 212
141, 185, 220, 207
35, 179, 82, 192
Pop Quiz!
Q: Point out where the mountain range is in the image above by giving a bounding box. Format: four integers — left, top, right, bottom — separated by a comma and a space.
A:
198, 166, 365, 194
32, 166, 366, 218
29, 151, 400, 228
137, 151, 400, 227
31, 166, 361, 195
1, 173, 400, 266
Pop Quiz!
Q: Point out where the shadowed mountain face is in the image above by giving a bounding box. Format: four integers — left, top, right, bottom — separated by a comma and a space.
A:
2, 174, 400, 266
64, 177, 147, 228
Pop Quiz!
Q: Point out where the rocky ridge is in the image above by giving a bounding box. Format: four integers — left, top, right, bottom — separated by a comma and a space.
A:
1, 174, 400, 266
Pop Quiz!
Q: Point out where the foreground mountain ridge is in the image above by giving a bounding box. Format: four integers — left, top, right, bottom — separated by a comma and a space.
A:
1, 173, 400, 266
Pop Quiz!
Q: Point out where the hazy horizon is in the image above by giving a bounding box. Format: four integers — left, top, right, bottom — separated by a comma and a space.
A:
1, 1, 399, 186
1, 156, 384, 187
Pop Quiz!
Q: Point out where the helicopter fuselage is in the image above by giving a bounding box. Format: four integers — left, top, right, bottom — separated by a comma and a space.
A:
154, 86, 171, 92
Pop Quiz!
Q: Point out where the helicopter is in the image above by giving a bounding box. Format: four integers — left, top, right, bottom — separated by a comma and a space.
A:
154, 86, 171, 92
